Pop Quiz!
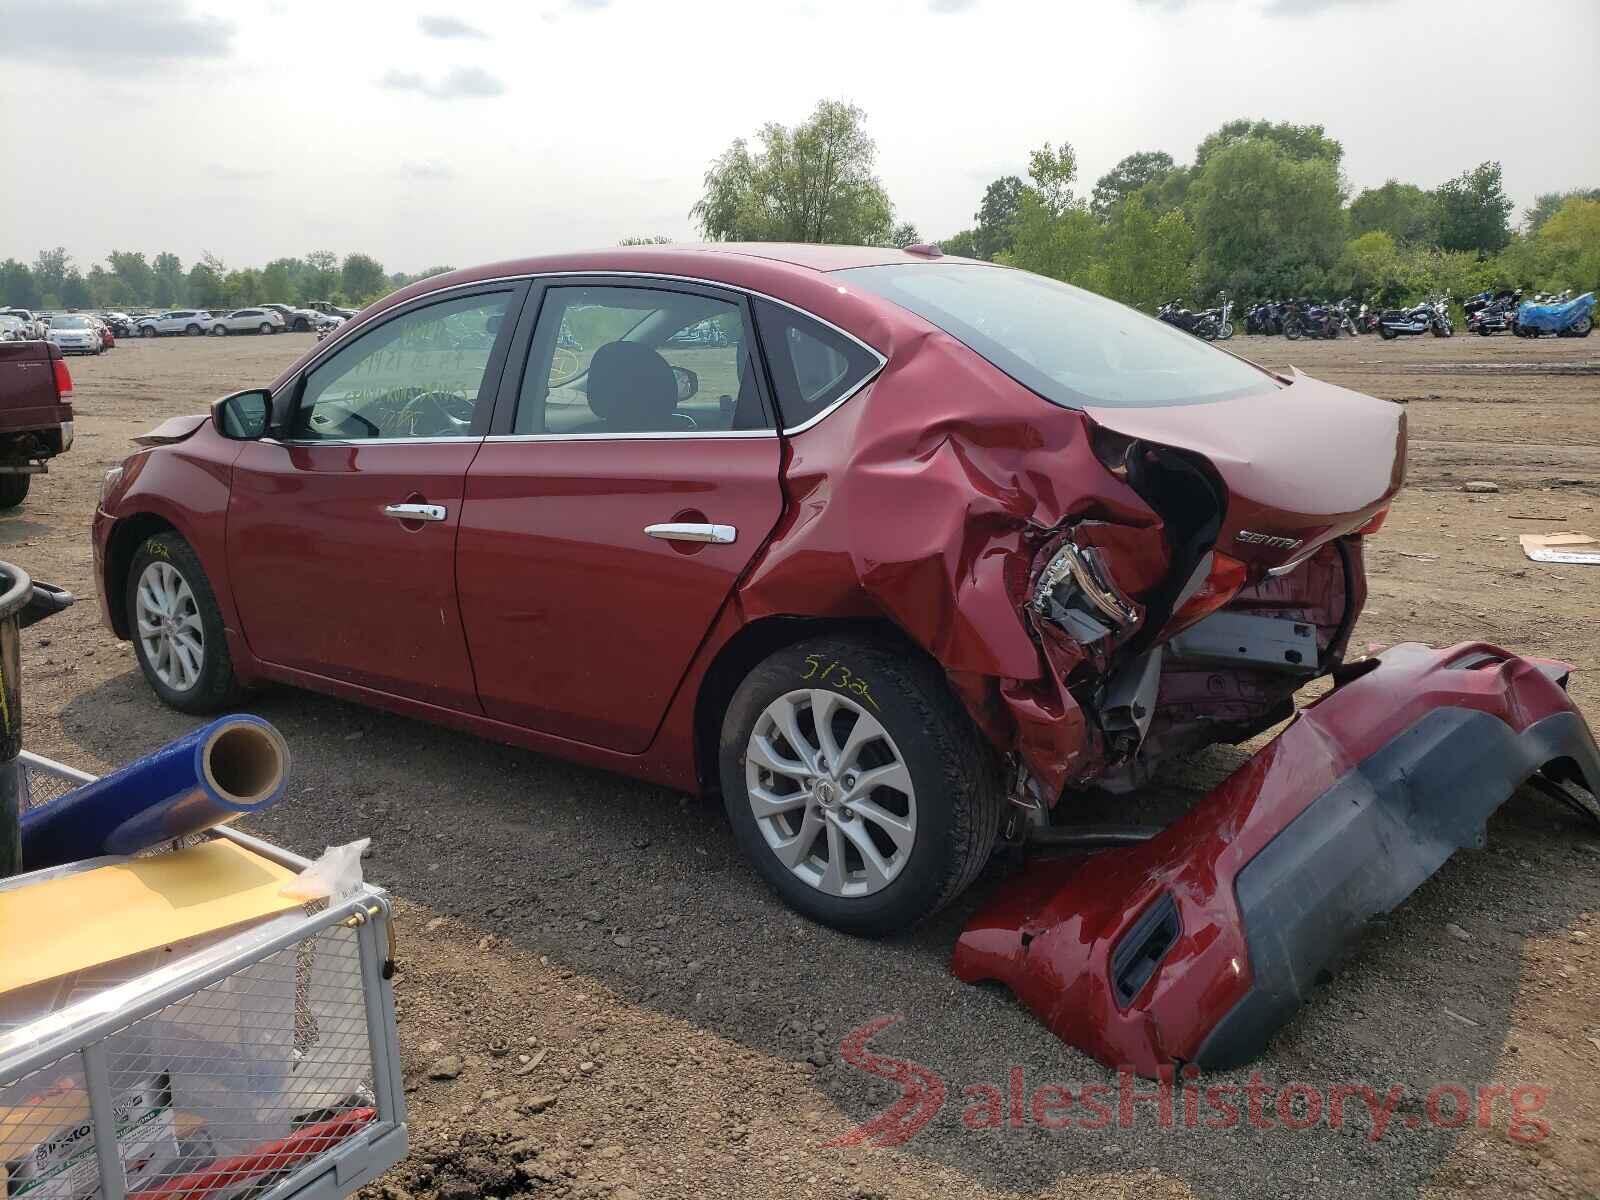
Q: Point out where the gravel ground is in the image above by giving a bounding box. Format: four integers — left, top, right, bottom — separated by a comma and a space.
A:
10, 330, 1599, 1199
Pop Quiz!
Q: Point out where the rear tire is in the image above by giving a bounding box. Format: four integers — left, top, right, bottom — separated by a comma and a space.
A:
1284, 318, 1304, 340
141, 326, 156, 338
0, 475, 31, 509
719, 634, 1004, 936
185, 324, 201, 336
126, 532, 241, 714
212, 325, 227, 336
1378, 325, 1396, 340
258, 322, 274, 335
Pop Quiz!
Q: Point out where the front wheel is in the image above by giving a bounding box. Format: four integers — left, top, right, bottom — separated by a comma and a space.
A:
720, 635, 1004, 936
212, 325, 228, 336
1568, 315, 1593, 337
126, 532, 241, 713
141, 326, 156, 338
258, 322, 274, 335
185, 324, 201, 336
0, 474, 30, 509
1284, 318, 1303, 340
1216, 321, 1235, 340
1378, 325, 1397, 340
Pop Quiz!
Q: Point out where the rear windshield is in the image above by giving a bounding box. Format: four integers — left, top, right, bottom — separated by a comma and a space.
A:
837, 262, 1276, 409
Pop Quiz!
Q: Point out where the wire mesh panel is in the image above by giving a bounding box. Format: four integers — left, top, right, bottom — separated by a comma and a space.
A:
98, 922, 376, 1199
19, 761, 77, 813
0, 1054, 111, 1198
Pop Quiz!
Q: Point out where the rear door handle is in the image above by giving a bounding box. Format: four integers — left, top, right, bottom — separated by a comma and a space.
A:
384, 502, 447, 522
645, 522, 736, 545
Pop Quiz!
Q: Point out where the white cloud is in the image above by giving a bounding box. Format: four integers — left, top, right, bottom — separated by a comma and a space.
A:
379, 66, 506, 99
0, 0, 233, 73
418, 14, 487, 38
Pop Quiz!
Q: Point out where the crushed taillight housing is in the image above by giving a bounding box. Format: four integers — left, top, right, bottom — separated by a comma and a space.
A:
1354, 504, 1390, 536
1166, 551, 1249, 631
52, 357, 73, 400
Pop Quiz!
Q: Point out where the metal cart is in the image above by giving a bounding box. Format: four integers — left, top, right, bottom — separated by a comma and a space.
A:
1, 751, 407, 1200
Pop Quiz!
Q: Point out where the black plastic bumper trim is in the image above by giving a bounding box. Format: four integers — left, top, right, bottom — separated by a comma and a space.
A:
1193, 708, 1600, 1071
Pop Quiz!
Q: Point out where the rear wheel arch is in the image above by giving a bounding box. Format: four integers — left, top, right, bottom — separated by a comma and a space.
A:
692, 615, 925, 796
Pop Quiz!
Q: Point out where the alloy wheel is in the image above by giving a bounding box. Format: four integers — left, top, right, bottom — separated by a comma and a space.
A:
745, 689, 917, 898
135, 560, 205, 692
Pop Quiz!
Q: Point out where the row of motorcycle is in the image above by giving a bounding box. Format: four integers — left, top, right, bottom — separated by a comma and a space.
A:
1240, 297, 1452, 340
1461, 289, 1595, 338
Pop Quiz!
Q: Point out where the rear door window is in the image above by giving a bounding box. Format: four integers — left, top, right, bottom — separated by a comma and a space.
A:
751, 300, 881, 430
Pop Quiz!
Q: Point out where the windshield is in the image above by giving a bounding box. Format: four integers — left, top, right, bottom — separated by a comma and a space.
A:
53, 316, 90, 329
837, 262, 1276, 409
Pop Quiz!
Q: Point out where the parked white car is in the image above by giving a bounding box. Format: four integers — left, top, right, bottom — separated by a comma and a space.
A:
46, 313, 103, 355
211, 308, 286, 336
0, 309, 42, 338
0, 316, 27, 341
137, 310, 214, 337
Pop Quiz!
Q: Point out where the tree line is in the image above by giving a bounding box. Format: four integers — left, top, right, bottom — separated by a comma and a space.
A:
0, 249, 453, 312
694, 103, 1600, 311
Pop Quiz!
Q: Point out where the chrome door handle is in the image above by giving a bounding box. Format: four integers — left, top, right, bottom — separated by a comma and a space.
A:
384, 502, 447, 522
645, 522, 736, 545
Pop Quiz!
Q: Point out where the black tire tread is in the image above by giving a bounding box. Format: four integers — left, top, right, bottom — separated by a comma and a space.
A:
0, 474, 30, 509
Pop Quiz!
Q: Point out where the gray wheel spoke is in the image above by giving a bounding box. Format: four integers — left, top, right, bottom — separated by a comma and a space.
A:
835, 709, 886, 774
136, 559, 204, 691
771, 810, 824, 869
768, 696, 818, 771
850, 798, 916, 854
748, 734, 810, 782
811, 690, 845, 766
835, 816, 893, 891
819, 820, 848, 894
748, 784, 808, 818
847, 760, 913, 800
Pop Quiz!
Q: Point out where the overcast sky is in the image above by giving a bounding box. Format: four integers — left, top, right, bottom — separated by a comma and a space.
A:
3, 0, 1596, 275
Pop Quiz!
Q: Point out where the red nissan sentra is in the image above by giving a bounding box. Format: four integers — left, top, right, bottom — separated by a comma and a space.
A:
94, 243, 1447, 933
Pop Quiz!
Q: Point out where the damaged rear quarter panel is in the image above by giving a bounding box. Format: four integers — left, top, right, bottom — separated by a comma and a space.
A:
736, 324, 1161, 793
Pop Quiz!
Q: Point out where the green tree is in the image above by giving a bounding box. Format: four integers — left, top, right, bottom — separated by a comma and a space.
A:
889, 222, 920, 248
1348, 181, 1437, 244
60, 269, 91, 309
1091, 151, 1175, 218
340, 253, 388, 304
107, 251, 156, 304
1194, 119, 1343, 169
692, 100, 895, 245
260, 257, 303, 303
186, 258, 227, 310
1337, 230, 1411, 305
32, 247, 71, 300
1098, 197, 1196, 310
0, 260, 38, 308
1434, 161, 1512, 256
152, 252, 184, 305
1186, 136, 1346, 297
301, 251, 340, 302
1523, 188, 1600, 236
1534, 197, 1600, 291
1002, 140, 1102, 285
972, 175, 1024, 260
939, 229, 979, 258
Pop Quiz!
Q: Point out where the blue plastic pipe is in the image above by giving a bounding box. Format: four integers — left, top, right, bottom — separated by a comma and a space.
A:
20, 715, 290, 871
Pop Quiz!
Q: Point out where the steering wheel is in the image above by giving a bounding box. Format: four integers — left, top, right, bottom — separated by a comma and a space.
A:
395, 390, 474, 437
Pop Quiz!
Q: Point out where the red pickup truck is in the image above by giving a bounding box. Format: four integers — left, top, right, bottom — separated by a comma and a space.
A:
0, 339, 74, 508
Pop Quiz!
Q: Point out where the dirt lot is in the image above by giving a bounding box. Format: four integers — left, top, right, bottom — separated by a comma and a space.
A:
10, 330, 1600, 1199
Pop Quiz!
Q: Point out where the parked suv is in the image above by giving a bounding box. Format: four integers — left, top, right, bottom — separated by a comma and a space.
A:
260, 303, 321, 332
138, 310, 214, 337
211, 308, 287, 336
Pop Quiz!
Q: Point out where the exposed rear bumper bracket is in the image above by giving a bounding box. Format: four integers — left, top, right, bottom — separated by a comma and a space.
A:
952, 642, 1600, 1077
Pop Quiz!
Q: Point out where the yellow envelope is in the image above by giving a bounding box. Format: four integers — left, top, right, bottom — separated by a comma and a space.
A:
0, 840, 302, 997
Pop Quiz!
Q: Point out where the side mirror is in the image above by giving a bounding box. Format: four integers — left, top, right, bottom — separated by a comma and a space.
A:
672, 366, 699, 403
213, 389, 272, 440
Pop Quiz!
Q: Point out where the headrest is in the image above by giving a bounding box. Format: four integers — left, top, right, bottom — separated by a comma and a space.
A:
586, 342, 679, 430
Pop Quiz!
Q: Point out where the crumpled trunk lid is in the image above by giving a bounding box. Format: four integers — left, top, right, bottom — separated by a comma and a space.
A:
1085, 370, 1406, 574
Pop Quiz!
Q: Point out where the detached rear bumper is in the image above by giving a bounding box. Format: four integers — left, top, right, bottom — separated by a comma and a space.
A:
952, 642, 1600, 1077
